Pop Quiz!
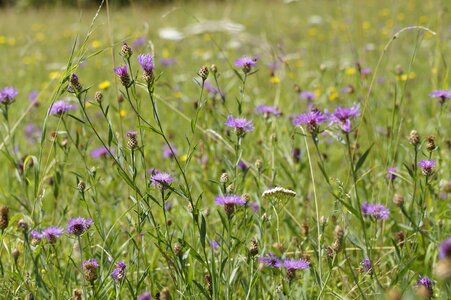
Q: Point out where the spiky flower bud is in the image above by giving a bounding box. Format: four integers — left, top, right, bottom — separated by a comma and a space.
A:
409, 130, 420, 146
0, 206, 9, 230
226, 184, 235, 194
426, 136, 436, 152
331, 239, 342, 253
242, 193, 251, 203
204, 274, 212, 292
199, 65, 209, 81
120, 42, 133, 59
69, 73, 83, 93
255, 159, 263, 171
219, 173, 229, 183
210, 64, 217, 74
94, 91, 103, 103
126, 131, 138, 150
249, 239, 259, 256
393, 193, 404, 207
394, 231, 405, 247
72, 289, 82, 300
301, 223, 309, 236
17, 219, 29, 233
78, 180, 86, 192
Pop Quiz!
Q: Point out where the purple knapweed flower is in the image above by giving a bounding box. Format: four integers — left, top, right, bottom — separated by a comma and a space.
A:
430, 90, 451, 104
259, 253, 282, 268
147, 168, 161, 176
67, 217, 93, 236
49, 100, 76, 116
42, 226, 64, 243
24, 123, 42, 143
163, 144, 178, 159
31, 230, 42, 240
160, 57, 176, 67
137, 54, 154, 73
438, 237, 451, 260
328, 103, 361, 133
416, 276, 433, 294
361, 258, 372, 272
215, 194, 246, 216
150, 172, 173, 187
293, 109, 327, 132
225, 115, 254, 135
299, 91, 316, 101
91, 146, 112, 159
255, 105, 281, 117
210, 239, 220, 251
249, 201, 259, 212
83, 258, 99, 269
361, 202, 390, 220
164, 202, 173, 211
111, 261, 126, 281
361, 68, 372, 76
238, 161, 249, 171
114, 65, 128, 77
204, 80, 220, 95
132, 37, 146, 48
386, 167, 397, 180
138, 292, 152, 300
283, 258, 310, 270
418, 160, 436, 175
235, 56, 257, 73
0, 87, 18, 105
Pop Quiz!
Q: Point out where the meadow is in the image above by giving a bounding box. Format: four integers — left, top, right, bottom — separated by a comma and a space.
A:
0, 0, 450, 299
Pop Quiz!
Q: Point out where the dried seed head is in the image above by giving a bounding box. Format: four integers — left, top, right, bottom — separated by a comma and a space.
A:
219, 172, 229, 183
120, 42, 133, 59
83, 260, 99, 282
426, 135, 436, 152
393, 193, 404, 207
249, 239, 259, 256
334, 225, 344, 240
395, 64, 403, 75
210, 64, 217, 74
226, 184, 235, 194
394, 231, 405, 247
286, 268, 296, 282
117, 94, 124, 103
409, 130, 420, 146
331, 239, 342, 253
77, 180, 86, 192
415, 285, 433, 299
0, 206, 9, 230
160, 287, 171, 300
301, 223, 309, 236
224, 203, 235, 216
126, 131, 138, 150
272, 242, 285, 253
255, 159, 263, 171
434, 259, 451, 280
143, 70, 154, 84
72, 289, 82, 300
242, 193, 251, 202
204, 274, 212, 292
198, 65, 209, 81
94, 91, 103, 103
173, 243, 183, 256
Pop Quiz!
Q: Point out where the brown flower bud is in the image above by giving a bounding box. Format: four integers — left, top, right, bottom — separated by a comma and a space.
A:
0, 206, 9, 230
393, 193, 404, 207
426, 135, 436, 152
409, 130, 420, 146
249, 239, 258, 256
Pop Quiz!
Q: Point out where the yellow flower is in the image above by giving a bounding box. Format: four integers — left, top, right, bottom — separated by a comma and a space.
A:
307, 28, 318, 37
0, 36, 5, 45
270, 76, 281, 84
91, 40, 102, 49
362, 21, 371, 31
180, 154, 188, 162
98, 81, 111, 90
85, 102, 93, 108
7, 37, 16, 46
162, 48, 170, 58
314, 89, 322, 98
345, 67, 356, 75
119, 110, 127, 118
174, 91, 183, 98
49, 71, 60, 80
328, 86, 339, 101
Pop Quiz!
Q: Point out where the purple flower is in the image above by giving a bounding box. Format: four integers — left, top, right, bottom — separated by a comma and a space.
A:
225, 115, 254, 134
49, 100, 76, 116
327, 103, 361, 133
438, 237, 451, 259
67, 217, 93, 236
150, 172, 174, 187
31, 230, 42, 240
83, 258, 99, 269
90, 147, 112, 159
361, 258, 372, 272
164, 202, 173, 211
283, 258, 310, 270
163, 144, 178, 159
114, 66, 128, 77
42, 226, 64, 243
418, 160, 436, 175
430, 90, 451, 104
386, 167, 397, 180
416, 275, 433, 292
24, 123, 42, 143
249, 201, 259, 212
214, 195, 246, 206
137, 54, 154, 73
299, 91, 316, 101
132, 37, 146, 48
235, 56, 257, 73
147, 168, 161, 176
291, 148, 302, 163
159, 57, 176, 67
361, 202, 390, 220
204, 81, 221, 95
209, 239, 220, 251
0, 87, 18, 104
111, 261, 126, 281
259, 253, 282, 268
238, 160, 249, 171
255, 105, 281, 117
138, 292, 152, 300
293, 109, 327, 132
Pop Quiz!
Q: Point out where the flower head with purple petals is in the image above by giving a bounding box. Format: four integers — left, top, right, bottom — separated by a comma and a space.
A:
361, 202, 390, 220
418, 160, 436, 175
42, 226, 64, 243
67, 217, 93, 236
210, 239, 220, 251
293, 109, 327, 132
386, 167, 397, 181
361, 258, 372, 272
416, 276, 433, 292
163, 144, 178, 159
225, 115, 254, 135
138, 292, 152, 300
49, 100, 76, 116
259, 253, 283, 268
150, 172, 173, 187
114, 65, 128, 77
283, 258, 310, 270
137, 54, 154, 73
439, 237, 451, 260
235, 56, 257, 73
299, 90, 316, 101
111, 261, 126, 281
31, 230, 42, 241
328, 103, 361, 132
215, 194, 246, 216
0, 87, 18, 105
430, 90, 451, 104
255, 105, 281, 117
91, 147, 112, 159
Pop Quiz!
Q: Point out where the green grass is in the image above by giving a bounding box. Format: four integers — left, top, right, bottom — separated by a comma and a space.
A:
0, 0, 449, 299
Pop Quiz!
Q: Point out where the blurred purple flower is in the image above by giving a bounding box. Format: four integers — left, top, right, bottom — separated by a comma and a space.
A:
327, 103, 361, 132
91, 147, 112, 159
210, 239, 220, 251
255, 105, 281, 117
150, 172, 173, 186
225, 115, 254, 133
138, 292, 152, 300
114, 65, 128, 77
249, 201, 259, 212
283, 258, 310, 270
49, 100, 76, 116
31, 230, 42, 240
0, 87, 18, 104
67, 217, 93, 236
416, 276, 433, 292
259, 253, 282, 268
418, 160, 436, 175
439, 237, 451, 259
430, 90, 451, 103
361, 202, 389, 220
386, 167, 397, 180
299, 91, 316, 101
160, 57, 176, 67
163, 144, 178, 159
24, 123, 42, 143
361, 258, 372, 272
238, 161, 249, 171
215, 195, 246, 206
111, 261, 126, 281
235, 56, 257, 72
42, 226, 64, 243
132, 37, 146, 48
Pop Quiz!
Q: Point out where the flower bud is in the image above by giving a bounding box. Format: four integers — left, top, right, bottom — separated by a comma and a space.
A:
409, 130, 420, 146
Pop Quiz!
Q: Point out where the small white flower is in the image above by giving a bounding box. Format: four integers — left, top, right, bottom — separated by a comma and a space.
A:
262, 187, 296, 202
